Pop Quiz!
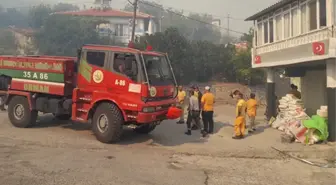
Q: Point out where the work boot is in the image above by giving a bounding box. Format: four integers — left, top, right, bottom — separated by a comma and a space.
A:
232, 135, 242, 139
201, 130, 208, 138
191, 125, 198, 130
177, 120, 185, 124
185, 130, 191, 135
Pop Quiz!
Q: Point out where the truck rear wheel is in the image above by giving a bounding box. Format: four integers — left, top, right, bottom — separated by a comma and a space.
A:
8, 96, 37, 128
92, 103, 123, 143
134, 124, 156, 134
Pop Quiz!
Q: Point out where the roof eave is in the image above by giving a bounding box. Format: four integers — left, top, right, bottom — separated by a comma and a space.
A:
244, 0, 295, 21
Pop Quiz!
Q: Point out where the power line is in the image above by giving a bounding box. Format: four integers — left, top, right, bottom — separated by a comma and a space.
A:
136, 0, 245, 34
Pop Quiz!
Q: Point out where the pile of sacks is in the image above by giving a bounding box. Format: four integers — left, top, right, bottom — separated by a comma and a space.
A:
271, 94, 310, 143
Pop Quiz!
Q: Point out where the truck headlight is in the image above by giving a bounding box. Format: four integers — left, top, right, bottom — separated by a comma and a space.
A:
142, 107, 156, 113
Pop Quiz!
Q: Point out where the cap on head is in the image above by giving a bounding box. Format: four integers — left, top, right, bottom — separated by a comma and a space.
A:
205, 86, 210, 90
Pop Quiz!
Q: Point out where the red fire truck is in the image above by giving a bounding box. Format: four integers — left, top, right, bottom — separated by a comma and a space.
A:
0, 44, 179, 143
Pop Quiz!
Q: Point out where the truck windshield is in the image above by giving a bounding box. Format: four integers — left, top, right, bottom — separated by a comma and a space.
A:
142, 54, 174, 85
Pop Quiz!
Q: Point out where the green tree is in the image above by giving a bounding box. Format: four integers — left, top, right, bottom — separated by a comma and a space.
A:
34, 15, 109, 56
0, 29, 17, 55
29, 4, 52, 28
0, 7, 29, 28
231, 28, 264, 85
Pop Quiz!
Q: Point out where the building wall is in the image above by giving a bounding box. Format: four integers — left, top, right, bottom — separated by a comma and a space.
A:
301, 68, 328, 116
97, 17, 157, 44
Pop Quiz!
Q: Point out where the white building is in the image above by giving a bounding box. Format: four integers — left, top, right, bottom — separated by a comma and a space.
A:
56, 8, 158, 45
245, 0, 336, 141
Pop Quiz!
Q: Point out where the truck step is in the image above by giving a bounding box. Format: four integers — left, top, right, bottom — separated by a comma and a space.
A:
75, 117, 85, 121
77, 108, 88, 113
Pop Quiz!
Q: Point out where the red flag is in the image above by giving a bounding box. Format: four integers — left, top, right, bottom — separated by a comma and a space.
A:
312, 42, 325, 55
146, 45, 153, 51
128, 41, 135, 48
254, 55, 261, 64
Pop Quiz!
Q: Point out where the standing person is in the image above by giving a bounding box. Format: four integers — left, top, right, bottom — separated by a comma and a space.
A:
246, 93, 258, 133
233, 92, 247, 139
177, 85, 186, 124
185, 90, 201, 135
201, 86, 215, 135
191, 86, 202, 130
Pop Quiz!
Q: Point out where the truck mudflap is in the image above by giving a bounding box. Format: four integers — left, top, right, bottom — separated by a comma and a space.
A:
0, 90, 7, 109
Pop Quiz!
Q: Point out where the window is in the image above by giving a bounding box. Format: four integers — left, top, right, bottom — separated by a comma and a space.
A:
332, 1, 336, 25
257, 23, 262, 45
143, 55, 173, 85
291, 7, 299, 36
301, 4, 307, 33
254, 30, 257, 46
275, 15, 282, 41
269, 19, 274, 43
263, 21, 268, 44
319, 0, 327, 27
86, 51, 105, 67
115, 24, 125, 36
284, 12, 290, 38
308, 0, 317, 31
113, 53, 138, 81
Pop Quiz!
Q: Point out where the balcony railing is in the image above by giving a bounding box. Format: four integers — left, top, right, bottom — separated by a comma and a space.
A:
255, 26, 334, 55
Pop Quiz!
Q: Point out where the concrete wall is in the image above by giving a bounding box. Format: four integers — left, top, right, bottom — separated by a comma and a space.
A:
301, 69, 328, 116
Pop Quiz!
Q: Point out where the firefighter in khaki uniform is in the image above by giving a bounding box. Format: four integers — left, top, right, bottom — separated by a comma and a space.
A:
233, 92, 247, 139
191, 86, 202, 130
177, 85, 186, 124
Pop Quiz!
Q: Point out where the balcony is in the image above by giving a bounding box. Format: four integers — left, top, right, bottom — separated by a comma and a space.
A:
252, 26, 336, 68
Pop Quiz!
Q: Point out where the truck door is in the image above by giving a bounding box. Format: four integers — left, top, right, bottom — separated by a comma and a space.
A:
77, 49, 111, 89
106, 52, 141, 97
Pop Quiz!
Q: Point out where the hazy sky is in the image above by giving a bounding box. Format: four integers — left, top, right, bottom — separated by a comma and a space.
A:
2, 0, 280, 36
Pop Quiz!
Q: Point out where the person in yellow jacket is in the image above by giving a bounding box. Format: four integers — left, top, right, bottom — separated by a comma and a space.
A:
177, 85, 186, 124
246, 93, 258, 133
201, 86, 215, 135
233, 92, 247, 139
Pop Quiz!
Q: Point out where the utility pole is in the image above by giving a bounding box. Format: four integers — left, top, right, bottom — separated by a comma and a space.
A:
227, 14, 230, 39
131, 0, 138, 42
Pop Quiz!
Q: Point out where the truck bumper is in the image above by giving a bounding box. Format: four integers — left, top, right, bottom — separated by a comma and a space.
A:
136, 110, 168, 123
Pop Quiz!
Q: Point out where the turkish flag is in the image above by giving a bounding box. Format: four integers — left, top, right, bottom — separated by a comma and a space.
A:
128, 41, 135, 48
146, 45, 153, 51
254, 55, 261, 64
312, 42, 325, 55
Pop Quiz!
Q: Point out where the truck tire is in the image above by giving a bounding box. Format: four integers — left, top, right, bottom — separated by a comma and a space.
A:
8, 96, 37, 128
92, 103, 123, 143
134, 124, 156, 134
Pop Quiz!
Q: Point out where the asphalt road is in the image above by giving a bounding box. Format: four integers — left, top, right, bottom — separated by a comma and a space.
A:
0, 110, 335, 185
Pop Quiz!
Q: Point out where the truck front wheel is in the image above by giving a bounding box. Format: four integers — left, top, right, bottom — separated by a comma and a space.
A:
134, 124, 156, 134
8, 96, 37, 128
92, 103, 123, 143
